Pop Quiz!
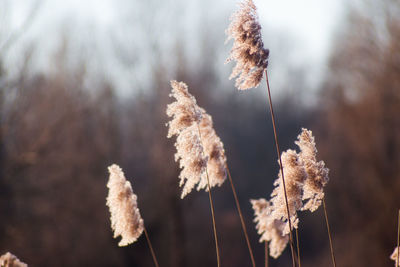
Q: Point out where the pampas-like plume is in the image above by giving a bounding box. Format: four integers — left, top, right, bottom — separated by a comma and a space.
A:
391, 247, 400, 266
106, 164, 144, 246
0, 252, 27, 267
295, 128, 329, 212
198, 109, 227, 189
251, 199, 289, 259
225, 0, 269, 90
270, 149, 307, 235
167, 81, 226, 198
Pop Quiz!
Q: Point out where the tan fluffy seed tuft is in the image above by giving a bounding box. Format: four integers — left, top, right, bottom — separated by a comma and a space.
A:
391, 247, 400, 266
226, 0, 269, 90
106, 164, 144, 246
270, 149, 307, 234
295, 128, 329, 212
167, 81, 227, 198
0, 252, 28, 267
251, 199, 289, 258
197, 109, 227, 190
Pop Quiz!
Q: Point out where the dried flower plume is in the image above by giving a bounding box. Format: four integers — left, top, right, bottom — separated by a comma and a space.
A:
198, 109, 227, 189
269, 150, 307, 234
0, 252, 27, 267
226, 0, 269, 90
251, 199, 289, 258
167, 81, 226, 198
296, 128, 329, 212
391, 247, 400, 266
106, 164, 144, 246
250, 128, 330, 258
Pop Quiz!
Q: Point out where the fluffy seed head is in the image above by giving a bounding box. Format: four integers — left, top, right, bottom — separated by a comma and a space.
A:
174, 124, 208, 198
391, 247, 400, 266
295, 128, 329, 212
270, 149, 307, 234
0, 252, 27, 267
226, 0, 269, 90
251, 199, 289, 258
167, 80, 203, 138
197, 110, 227, 190
167, 81, 227, 198
106, 164, 144, 246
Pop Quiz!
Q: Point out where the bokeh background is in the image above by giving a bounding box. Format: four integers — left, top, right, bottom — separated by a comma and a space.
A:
0, 0, 399, 266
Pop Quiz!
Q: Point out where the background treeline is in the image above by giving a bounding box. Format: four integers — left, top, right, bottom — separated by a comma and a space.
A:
0, 0, 399, 266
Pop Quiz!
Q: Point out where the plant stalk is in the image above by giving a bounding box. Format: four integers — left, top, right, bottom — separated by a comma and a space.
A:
143, 226, 160, 267
264, 70, 297, 267
197, 125, 221, 267
323, 199, 337, 267
226, 165, 256, 267
296, 228, 301, 267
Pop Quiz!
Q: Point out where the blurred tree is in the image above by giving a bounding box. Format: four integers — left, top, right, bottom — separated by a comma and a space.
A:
315, 1, 400, 266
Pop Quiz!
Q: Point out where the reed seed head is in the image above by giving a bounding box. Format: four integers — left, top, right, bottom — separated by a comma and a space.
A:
198, 110, 227, 190
391, 247, 400, 266
251, 199, 289, 258
295, 128, 329, 212
270, 149, 307, 235
226, 0, 269, 90
106, 164, 144, 246
0, 252, 27, 267
167, 81, 227, 198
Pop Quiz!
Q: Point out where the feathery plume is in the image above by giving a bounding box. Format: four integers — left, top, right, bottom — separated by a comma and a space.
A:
198, 109, 227, 190
391, 247, 400, 266
295, 128, 329, 212
0, 252, 27, 267
270, 149, 307, 235
106, 164, 144, 246
251, 199, 289, 259
167, 81, 207, 198
225, 0, 269, 90
167, 81, 227, 198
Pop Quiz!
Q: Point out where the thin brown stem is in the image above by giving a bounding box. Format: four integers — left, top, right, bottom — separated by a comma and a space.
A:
396, 209, 400, 267
265, 242, 269, 267
197, 125, 221, 267
323, 199, 337, 267
264, 70, 296, 267
143, 226, 160, 267
296, 228, 301, 267
226, 165, 256, 267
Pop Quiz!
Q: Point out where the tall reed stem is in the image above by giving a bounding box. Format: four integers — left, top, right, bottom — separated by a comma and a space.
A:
197, 125, 221, 267
396, 209, 400, 267
265, 242, 269, 267
143, 226, 160, 267
296, 228, 301, 267
264, 70, 297, 267
226, 165, 256, 267
322, 199, 337, 267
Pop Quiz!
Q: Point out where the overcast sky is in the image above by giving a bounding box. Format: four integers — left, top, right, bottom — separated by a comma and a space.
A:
3, 0, 345, 94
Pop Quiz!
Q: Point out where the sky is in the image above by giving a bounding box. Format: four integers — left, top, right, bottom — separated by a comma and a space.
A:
2, 0, 345, 94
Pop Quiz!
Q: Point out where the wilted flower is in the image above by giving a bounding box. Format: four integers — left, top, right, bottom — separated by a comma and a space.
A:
106, 164, 144, 246
295, 128, 329, 212
0, 252, 27, 267
226, 0, 269, 90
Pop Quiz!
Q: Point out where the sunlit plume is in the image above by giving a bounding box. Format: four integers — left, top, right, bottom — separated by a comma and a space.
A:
106, 164, 144, 246
226, 0, 269, 90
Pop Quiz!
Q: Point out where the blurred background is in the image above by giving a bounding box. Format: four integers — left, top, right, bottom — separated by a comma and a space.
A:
0, 0, 399, 266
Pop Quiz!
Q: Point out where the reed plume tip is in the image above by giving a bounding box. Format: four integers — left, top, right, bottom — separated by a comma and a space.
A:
106, 164, 144, 246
